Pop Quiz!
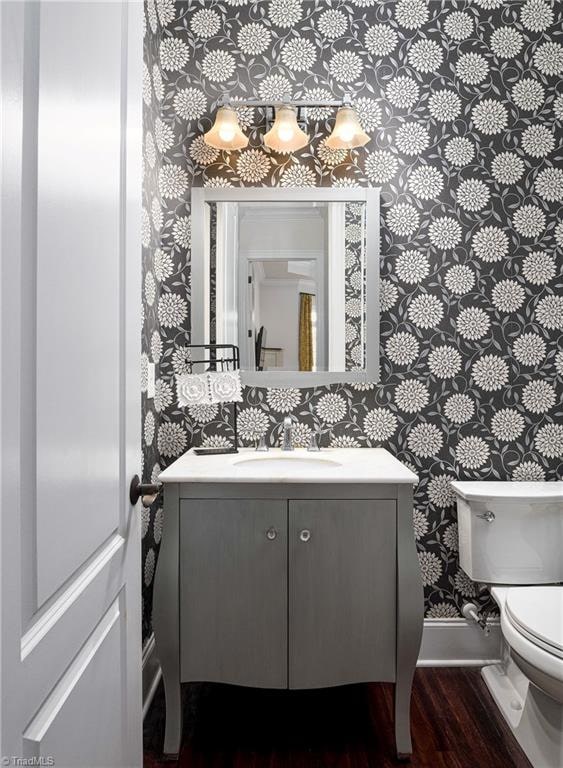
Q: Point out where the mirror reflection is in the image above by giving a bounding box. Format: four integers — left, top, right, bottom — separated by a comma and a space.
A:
206, 201, 366, 373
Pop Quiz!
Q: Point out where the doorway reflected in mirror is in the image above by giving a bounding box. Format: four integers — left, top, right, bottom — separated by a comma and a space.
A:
207, 200, 366, 373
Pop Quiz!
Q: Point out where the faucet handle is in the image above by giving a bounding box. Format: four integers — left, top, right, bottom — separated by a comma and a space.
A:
307, 430, 321, 452
255, 434, 269, 452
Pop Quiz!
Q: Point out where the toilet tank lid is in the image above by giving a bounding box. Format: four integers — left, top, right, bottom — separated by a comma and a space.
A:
451, 481, 563, 502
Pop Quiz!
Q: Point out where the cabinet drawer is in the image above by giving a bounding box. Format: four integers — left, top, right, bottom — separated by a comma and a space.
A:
179, 499, 287, 688
289, 499, 396, 689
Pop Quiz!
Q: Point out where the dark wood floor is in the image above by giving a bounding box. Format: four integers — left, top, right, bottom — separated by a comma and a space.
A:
144, 669, 531, 768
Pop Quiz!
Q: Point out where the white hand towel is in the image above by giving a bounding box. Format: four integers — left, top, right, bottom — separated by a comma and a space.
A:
176, 372, 212, 406
207, 370, 243, 404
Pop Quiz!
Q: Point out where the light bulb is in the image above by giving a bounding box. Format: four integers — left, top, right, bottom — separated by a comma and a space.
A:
204, 106, 248, 150
338, 125, 355, 143
218, 125, 236, 142
326, 106, 370, 150
278, 125, 295, 143
263, 105, 308, 153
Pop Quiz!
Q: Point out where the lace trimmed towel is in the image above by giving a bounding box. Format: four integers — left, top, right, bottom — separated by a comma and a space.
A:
208, 370, 243, 404
176, 370, 243, 407
176, 373, 212, 407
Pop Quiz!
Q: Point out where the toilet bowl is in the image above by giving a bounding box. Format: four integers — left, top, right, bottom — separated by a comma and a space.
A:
497, 586, 563, 700
451, 481, 563, 768
501, 586, 563, 701
481, 586, 563, 768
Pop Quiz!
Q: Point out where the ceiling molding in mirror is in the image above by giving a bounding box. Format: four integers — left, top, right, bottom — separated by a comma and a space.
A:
191, 188, 380, 387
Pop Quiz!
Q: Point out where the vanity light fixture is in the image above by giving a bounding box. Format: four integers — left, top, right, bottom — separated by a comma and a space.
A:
263, 105, 308, 154
203, 96, 369, 152
325, 105, 370, 150
203, 105, 249, 151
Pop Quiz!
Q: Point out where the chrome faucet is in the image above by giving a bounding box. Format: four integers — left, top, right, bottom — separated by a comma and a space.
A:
282, 416, 293, 451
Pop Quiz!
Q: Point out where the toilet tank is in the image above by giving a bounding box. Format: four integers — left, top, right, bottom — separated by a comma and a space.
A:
451, 482, 563, 585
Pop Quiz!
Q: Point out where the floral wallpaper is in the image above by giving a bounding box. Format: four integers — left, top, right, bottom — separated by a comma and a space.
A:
344, 202, 366, 369
141, 0, 563, 641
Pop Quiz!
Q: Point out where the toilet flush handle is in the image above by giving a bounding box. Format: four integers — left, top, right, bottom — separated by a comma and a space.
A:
476, 510, 495, 523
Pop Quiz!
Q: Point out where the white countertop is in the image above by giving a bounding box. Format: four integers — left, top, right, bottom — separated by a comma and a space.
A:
158, 447, 418, 485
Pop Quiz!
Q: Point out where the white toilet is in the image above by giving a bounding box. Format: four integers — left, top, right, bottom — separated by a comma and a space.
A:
451, 481, 563, 768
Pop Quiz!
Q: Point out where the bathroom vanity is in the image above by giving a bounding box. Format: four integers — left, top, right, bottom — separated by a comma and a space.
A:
153, 448, 423, 759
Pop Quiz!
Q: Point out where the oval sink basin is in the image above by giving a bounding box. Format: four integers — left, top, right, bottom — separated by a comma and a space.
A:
233, 456, 342, 471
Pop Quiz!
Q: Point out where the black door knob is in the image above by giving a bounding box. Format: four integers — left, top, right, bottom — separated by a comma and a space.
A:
129, 475, 163, 508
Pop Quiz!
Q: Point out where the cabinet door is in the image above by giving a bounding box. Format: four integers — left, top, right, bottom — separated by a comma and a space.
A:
289, 500, 396, 689
180, 499, 287, 688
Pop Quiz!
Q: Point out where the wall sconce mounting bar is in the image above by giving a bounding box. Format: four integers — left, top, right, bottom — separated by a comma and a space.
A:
218, 96, 352, 109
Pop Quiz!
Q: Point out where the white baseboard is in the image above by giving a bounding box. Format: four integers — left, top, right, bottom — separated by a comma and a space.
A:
418, 618, 502, 667
142, 633, 162, 718
141, 618, 501, 712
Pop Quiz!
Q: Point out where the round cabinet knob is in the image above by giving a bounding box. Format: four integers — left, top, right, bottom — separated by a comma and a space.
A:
266, 527, 277, 540
299, 529, 311, 542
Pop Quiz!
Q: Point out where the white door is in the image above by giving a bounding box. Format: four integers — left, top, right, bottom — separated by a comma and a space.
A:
1, 2, 143, 766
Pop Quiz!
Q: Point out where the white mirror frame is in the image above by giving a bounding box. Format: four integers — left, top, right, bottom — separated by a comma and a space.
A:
191, 187, 380, 387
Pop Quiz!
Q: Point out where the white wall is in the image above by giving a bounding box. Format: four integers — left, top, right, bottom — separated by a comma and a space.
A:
256, 278, 318, 371
258, 282, 299, 370
239, 205, 325, 255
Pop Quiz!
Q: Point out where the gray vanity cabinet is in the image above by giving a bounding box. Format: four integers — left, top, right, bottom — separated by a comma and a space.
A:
178, 497, 396, 693
154, 480, 423, 761
289, 499, 396, 689
179, 499, 287, 689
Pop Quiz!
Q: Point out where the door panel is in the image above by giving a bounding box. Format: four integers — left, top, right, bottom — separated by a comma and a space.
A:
20, 534, 125, 706
22, 598, 125, 765
180, 499, 287, 688
289, 500, 396, 689
35, 0, 124, 608
1, 3, 143, 765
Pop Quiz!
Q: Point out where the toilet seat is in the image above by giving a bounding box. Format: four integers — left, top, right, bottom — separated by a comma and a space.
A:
505, 587, 563, 660
499, 587, 563, 690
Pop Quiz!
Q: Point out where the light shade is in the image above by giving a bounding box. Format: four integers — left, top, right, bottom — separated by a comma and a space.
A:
325, 106, 370, 150
263, 105, 308, 153
204, 106, 249, 150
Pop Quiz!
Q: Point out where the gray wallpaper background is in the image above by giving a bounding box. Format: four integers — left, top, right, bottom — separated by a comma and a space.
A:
141, 0, 563, 642
344, 202, 367, 369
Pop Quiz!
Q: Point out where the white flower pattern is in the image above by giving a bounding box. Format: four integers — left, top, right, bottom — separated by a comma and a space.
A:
141, 0, 563, 637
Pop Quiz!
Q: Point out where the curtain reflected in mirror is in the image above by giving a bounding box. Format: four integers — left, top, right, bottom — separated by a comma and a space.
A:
298, 292, 314, 372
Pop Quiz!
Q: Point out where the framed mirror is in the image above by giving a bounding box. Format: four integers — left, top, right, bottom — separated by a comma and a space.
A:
191, 188, 379, 386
